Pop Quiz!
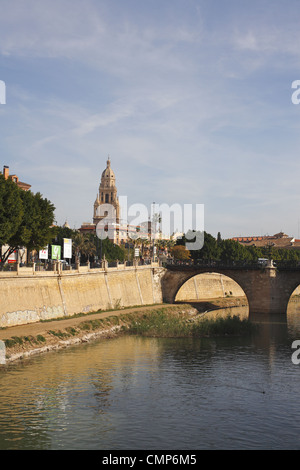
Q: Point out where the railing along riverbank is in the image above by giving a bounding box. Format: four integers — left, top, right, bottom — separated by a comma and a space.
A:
0, 260, 161, 277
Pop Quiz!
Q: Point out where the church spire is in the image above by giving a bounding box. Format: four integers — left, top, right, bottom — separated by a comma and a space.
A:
94, 157, 120, 225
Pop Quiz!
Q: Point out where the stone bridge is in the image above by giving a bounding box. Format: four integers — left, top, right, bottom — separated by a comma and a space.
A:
160, 262, 300, 315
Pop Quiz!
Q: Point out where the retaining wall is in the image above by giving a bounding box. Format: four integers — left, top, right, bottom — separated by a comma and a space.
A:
0, 266, 164, 328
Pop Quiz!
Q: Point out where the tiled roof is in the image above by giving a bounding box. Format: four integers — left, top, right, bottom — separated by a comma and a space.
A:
232, 233, 300, 249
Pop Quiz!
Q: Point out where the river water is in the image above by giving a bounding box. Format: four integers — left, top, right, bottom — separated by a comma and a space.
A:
1, 302, 300, 450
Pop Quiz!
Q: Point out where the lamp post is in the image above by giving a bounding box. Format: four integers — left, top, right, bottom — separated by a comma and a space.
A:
152, 202, 155, 262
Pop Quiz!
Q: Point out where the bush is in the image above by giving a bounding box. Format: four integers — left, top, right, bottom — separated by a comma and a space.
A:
126, 310, 256, 338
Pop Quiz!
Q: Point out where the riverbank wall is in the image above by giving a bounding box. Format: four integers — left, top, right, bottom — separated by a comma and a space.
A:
0, 265, 164, 328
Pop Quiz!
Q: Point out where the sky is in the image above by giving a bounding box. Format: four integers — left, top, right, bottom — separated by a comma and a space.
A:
1, 0, 300, 239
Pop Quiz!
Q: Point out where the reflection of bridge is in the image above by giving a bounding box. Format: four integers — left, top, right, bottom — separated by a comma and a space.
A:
161, 261, 300, 315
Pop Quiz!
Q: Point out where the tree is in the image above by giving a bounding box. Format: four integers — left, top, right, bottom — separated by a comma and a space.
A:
17, 191, 55, 250
81, 235, 97, 261
245, 244, 263, 261
219, 239, 248, 262
171, 245, 191, 261
72, 232, 87, 264
185, 231, 220, 261
0, 179, 55, 264
53, 225, 77, 247
84, 233, 126, 262
0, 174, 23, 247
99, 238, 126, 262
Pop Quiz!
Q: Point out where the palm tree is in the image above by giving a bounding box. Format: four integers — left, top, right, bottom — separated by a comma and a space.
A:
82, 237, 96, 261
72, 232, 87, 264
140, 237, 150, 258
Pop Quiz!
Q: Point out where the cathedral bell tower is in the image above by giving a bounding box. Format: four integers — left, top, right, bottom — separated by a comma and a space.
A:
93, 157, 120, 225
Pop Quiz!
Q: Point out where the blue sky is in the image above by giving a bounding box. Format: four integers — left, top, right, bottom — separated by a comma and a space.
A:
1, 0, 300, 239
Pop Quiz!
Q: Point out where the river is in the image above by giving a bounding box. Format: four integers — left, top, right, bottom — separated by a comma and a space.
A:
1, 302, 300, 450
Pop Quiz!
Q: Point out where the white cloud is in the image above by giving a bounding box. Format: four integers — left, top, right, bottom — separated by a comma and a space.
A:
1, 0, 300, 238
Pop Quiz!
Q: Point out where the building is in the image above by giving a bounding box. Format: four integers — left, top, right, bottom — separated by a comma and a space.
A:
79, 158, 151, 246
232, 232, 300, 251
80, 157, 120, 241
80, 157, 125, 244
93, 157, 120, 225
2, 165, 31, 191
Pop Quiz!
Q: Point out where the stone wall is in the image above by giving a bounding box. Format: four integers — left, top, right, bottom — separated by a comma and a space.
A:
0, 266, 163, 328
175, 273, 245, 301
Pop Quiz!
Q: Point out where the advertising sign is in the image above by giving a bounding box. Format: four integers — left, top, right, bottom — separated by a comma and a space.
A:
39, 247, 48, 260
63, 238, 72, 259
7, 250, 17, 264
51, 245, 61, 260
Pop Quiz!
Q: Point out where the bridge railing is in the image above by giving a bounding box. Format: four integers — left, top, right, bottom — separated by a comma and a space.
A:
163, 259, 300, 270
273, 260, 300, 269
163, 259, 260, 269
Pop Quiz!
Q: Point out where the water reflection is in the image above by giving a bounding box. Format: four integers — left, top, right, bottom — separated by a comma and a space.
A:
188, 299, 300, 346
0, 302, 300, 449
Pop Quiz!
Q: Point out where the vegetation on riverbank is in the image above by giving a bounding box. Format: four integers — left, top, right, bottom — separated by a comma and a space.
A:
125, 308, 256, 338
1, 304, 256, 362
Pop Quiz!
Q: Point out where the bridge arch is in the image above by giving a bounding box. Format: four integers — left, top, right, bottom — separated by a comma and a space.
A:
161, 267, 251, 308
287, 284, 300, 314
175, 272, 248, 304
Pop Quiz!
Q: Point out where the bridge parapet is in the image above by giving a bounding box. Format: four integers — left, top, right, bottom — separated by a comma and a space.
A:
164, 259, 300, 271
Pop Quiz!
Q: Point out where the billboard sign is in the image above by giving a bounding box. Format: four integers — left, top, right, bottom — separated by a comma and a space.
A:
51, 245, 61, 260
39, 247, 48, 260
63, 239, 72, 259
7, 250, 17, 264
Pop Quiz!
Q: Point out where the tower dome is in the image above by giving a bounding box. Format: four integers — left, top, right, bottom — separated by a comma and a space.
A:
101, 157, 115, 183
93, 156, 120, 224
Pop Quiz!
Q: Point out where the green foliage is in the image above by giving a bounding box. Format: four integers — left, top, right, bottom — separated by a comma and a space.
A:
177, 231, 221, 261
96, 236, 126, 262
36, 335, 46, 343
127, 309, 191, 337
72, 232, 94, 263
190, 315, 256, 336
48, 330, 69, 339
68, 232, 126, 263
9, 191, 55, 252
0, 174, 23, 246
219, 239, 249, 262
52, 226, 77, 246
171, 245, 191, 260
0, 176, 55, 264
4, 334, 46, 348
176, 230, 300, 264
126, 310, 256, 337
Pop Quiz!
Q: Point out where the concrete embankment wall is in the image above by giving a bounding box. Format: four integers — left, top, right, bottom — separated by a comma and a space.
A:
0, 266, 164, 328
